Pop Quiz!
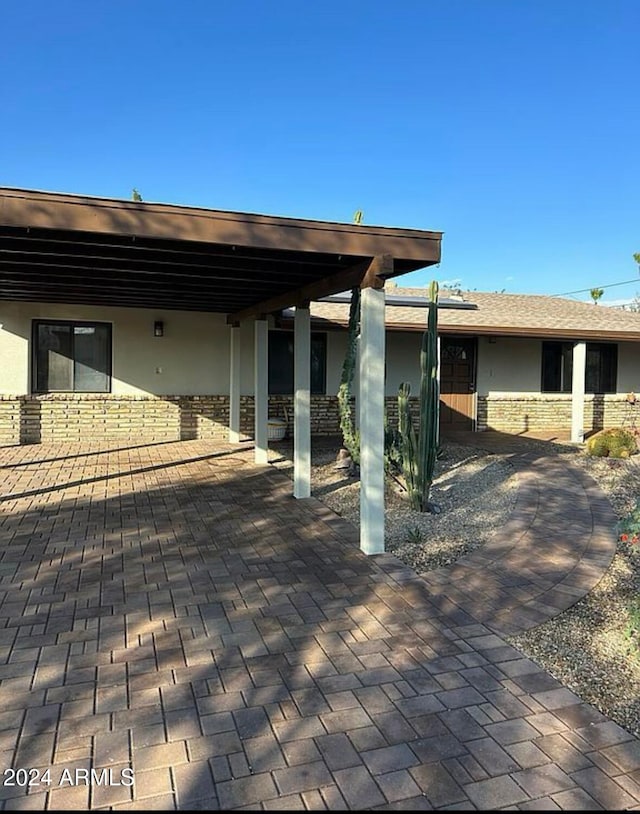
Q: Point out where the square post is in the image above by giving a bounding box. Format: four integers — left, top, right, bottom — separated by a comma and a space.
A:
571, 341, 586, 443
254, 319, 269, 464
294, 306, 311, 498
359, 285, 386, 554
229, 323, 241, 443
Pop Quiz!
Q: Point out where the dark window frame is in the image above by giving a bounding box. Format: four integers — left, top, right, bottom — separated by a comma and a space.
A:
32, 319, 113, 394
268, 330, 327, 395
541, 340, 617, 394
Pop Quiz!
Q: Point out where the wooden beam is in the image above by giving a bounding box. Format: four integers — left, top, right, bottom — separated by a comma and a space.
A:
227, 260, 368, 323
360, 254, 393, 290
227, 256, 395, 324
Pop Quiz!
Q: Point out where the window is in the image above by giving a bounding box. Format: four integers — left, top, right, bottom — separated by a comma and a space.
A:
32, 320, 112, 393
268, 331, 326, 395
541, 341, 617, 394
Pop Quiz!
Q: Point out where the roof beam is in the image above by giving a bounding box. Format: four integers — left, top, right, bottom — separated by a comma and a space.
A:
0, 257, 316, 288
227, 255, 393, 323
360, 254, 393, 289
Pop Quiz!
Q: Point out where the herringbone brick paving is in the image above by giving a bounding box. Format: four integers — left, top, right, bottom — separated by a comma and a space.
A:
0, 437, 638, 810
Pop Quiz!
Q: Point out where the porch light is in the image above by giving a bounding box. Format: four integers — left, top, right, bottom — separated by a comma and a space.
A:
154, 320, 164, 337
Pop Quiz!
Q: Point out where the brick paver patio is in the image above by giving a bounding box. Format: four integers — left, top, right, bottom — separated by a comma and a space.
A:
0, 437, 638, 810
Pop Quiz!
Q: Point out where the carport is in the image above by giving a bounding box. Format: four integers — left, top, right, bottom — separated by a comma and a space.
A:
0, 187, 442, 553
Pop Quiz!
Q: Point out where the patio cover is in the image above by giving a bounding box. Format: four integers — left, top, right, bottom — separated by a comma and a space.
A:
0, 188, 442, 314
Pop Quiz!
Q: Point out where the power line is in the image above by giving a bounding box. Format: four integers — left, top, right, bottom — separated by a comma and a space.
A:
552, 278, 639, 297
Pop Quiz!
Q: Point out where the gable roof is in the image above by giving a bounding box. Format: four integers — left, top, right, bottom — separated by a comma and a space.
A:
294, 286, 640, 342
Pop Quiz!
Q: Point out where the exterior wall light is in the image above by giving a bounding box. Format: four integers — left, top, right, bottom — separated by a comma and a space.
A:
154, 320, 164, 337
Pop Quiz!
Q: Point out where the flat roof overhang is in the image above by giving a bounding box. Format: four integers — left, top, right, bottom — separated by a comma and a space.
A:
0, 188, 442, 319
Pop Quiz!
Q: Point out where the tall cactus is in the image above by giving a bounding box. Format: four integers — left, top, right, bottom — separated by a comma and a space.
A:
337, 286, 361, 464
396, 280, 440, 512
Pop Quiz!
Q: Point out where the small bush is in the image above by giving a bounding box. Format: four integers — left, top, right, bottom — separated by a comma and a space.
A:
586, 427, 637, 458
618, 498, 640, 545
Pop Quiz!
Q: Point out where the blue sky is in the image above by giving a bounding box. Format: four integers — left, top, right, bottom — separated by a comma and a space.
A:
2, 1, 638, 303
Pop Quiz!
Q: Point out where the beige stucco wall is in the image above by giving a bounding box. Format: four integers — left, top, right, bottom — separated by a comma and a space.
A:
476, 337, 640, 397
323, 329, 423, 398
0, 303, 352, 398
325, 330, 347, 394
617, 342, 640, 393
0, 301, 240, 396
385, 331, 423, 395
476, 336, 542, 395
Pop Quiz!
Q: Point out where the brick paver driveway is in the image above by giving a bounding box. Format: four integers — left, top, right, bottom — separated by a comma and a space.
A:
1, 440, 640, 810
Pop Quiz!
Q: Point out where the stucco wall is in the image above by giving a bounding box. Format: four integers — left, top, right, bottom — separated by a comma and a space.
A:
617, 342, 640, 393
324, 329, 423, 398
385, 331, 423, 395
0, 302, 249, 396
476, 336, 542, 395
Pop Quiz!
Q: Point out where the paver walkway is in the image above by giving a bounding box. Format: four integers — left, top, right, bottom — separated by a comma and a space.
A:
0, 437, 638, 811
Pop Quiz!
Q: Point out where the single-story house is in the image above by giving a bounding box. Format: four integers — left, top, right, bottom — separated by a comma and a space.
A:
2, 188, 639, 455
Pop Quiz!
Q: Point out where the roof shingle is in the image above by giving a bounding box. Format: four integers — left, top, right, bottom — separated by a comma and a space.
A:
302, 286, 640, 341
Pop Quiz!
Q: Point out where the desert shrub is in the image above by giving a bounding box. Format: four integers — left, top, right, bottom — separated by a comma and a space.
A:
586, 427, 637, 458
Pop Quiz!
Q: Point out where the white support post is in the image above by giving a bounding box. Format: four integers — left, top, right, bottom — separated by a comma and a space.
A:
254, 319, 269, 464
571, 341, 586, 443
229, 324, 241, 443
359, 285, 386, 554
294, 307, 311, 498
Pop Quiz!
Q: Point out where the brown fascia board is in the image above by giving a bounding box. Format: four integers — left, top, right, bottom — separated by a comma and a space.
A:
434, 324, 640, 342
0, 187, 442, 267
283, 316, 640, 342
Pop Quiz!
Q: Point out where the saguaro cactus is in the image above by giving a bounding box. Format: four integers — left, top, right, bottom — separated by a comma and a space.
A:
397, 280, 440, 512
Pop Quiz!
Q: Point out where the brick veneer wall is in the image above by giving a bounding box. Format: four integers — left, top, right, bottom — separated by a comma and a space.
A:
7, 392, 631, 446
477, 394, 636, 434
0, 395, 312, 445
0, 394, 427, 446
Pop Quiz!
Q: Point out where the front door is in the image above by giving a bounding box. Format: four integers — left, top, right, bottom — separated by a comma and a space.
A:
439, 337, 476, 431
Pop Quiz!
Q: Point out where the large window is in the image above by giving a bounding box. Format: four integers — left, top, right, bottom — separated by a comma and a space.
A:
268, 331, 326, 395
32, 320, 112, 393
541, 341, 617, 394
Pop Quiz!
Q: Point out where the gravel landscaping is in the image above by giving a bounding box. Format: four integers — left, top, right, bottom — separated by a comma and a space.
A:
271, 434, 640, 739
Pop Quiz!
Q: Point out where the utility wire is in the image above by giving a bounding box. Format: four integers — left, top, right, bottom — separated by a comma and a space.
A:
552, 278, 639, 297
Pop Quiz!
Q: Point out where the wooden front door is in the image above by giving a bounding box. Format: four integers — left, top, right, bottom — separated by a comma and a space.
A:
439, 337, 476, 431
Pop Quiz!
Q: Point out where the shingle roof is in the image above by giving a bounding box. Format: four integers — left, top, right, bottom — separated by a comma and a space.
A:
299, 286, 640, 341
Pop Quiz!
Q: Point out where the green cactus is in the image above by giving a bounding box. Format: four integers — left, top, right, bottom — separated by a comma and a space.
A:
396, 280, 440, 512
337, 286, 361, 463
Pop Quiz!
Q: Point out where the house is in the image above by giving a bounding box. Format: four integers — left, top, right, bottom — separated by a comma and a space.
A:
282, 285, 640, 442
2, 188, 639, 452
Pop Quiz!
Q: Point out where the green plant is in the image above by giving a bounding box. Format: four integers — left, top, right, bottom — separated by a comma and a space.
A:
395, 280, 440, 512
586, 427, 637, 458
337, 282, 407, 471
617, 498, 640, 545
624, 598, 640, 657
337, 287, 361, 464
405, 525, 424, 545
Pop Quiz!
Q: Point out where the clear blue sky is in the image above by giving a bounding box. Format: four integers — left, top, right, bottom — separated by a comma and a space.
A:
2, 1, 638, 303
